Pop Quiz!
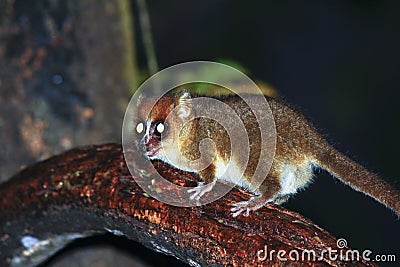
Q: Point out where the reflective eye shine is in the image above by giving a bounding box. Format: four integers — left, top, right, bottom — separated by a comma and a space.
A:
156, 122, 165, 134
136, 122, 144, 134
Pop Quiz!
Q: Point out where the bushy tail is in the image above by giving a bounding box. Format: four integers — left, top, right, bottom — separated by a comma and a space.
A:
314, 146, 400, 217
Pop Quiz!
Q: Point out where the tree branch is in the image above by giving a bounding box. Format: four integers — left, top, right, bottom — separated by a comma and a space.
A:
0, 143, 376, 267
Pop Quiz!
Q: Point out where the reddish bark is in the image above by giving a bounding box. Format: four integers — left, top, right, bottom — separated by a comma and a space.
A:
0, 143, 376, 266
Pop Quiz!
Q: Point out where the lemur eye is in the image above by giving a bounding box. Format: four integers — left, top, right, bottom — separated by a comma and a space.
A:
136, 122, 144, 134
154, 121, 167, 138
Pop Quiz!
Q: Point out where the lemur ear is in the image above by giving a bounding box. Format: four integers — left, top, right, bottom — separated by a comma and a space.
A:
175, 89, 192, 120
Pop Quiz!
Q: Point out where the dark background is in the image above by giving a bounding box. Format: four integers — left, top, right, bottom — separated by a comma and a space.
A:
1, 0, 399, 266
138, 0, 400, 264
137, 1, 400, 264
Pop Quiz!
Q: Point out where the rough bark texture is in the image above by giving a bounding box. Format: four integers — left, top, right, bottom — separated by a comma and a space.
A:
0, 143, 377, 267
0, 0, 135, 182
0, 1, 137, 264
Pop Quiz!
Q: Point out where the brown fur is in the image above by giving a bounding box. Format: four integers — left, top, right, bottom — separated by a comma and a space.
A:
137, 90, 400, 217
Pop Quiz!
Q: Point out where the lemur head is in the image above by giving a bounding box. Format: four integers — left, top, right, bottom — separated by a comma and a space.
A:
135, 90, 193, 161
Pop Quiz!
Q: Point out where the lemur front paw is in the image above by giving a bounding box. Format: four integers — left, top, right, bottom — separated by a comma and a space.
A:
187, 181, 216, 200
231, 196, 270, 217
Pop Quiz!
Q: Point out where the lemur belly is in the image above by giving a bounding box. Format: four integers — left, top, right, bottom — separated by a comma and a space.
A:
214, 156, 261, 193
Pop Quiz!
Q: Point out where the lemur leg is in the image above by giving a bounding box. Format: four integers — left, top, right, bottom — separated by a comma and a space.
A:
187, 164, 217, 200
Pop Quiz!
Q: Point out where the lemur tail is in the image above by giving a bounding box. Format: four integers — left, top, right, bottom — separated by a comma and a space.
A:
314, 146, 400, 217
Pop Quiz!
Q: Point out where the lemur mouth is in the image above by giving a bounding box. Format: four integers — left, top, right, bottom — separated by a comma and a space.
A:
145, 148, 160, 158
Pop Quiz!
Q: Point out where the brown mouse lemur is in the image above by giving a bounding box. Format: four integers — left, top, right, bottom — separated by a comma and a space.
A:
135, 88, 400, 217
